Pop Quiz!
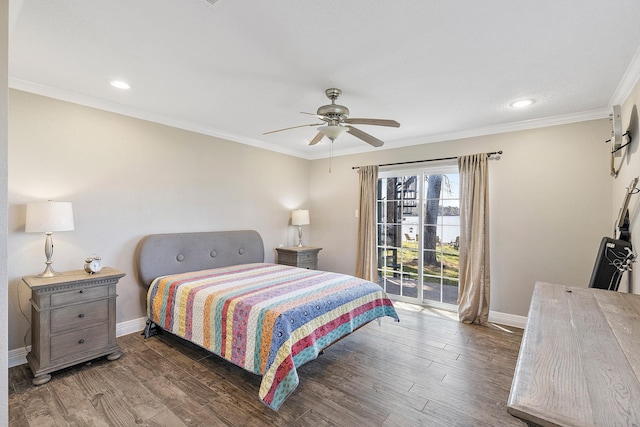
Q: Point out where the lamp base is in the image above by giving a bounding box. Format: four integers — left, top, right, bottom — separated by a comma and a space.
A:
37, 233, 62, 277
297, 225, 304, 247
36, 264, 61, 278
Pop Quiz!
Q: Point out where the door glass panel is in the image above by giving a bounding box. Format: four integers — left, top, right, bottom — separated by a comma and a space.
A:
401, 273, 419, 298
423, 274, 442, 302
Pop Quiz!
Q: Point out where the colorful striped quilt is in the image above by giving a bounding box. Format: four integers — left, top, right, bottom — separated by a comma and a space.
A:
147, 262, 399, 410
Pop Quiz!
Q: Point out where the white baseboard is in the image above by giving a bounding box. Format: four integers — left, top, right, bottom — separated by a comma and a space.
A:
489, 310, 527, 329
393, 298, 528, 329
8, 316, 147, 368
116, 316, 148, 337
8, 347, 28, 369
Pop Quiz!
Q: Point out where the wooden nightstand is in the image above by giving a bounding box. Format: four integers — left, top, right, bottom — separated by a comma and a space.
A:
276, 246, 322, 270
23, 267, 125, 385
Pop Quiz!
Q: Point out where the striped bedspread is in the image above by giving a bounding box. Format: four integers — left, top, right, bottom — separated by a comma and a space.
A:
147, 262, 399, 410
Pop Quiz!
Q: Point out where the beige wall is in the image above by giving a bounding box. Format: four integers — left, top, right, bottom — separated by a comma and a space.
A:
7, 90, 310, 351
309, 119, 613, 317
616, 82, 640, 294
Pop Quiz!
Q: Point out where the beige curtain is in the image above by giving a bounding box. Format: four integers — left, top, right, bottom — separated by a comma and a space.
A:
355, 165, 379, 281
457, 154, 490, 325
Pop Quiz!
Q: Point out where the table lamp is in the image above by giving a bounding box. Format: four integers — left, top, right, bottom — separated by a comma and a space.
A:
25, 201, 74, 277
291, 209, 310, 247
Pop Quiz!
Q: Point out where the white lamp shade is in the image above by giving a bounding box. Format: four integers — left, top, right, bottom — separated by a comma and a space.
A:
25, 201, 75, 233
291, 209, 310, 226
318, 125, 348, 140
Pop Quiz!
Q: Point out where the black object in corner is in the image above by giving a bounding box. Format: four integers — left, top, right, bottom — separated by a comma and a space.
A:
589, 237, 633, 291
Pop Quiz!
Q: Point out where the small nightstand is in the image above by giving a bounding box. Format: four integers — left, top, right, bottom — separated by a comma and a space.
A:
276, 246, 322, 270
23, 267, 125, 385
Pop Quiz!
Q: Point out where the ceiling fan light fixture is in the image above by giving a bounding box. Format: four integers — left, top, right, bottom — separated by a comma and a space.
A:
318, 125, 348, 140
264, 88, 398, 148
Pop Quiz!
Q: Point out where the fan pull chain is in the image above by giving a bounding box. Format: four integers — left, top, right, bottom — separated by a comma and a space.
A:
329, 140, 333, 173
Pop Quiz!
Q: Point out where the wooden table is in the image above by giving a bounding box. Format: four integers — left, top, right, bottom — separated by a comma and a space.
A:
508, 281, 640, 426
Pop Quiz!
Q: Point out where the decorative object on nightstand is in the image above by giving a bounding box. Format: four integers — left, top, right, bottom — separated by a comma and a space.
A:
25, 201, 75, 277
291, 209, 310, 247
84, 255, 103, 274
276, 246, 322, 270
23, 267, 125, 385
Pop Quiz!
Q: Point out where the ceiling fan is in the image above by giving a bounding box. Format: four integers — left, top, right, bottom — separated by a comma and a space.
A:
263, 88, 400, 147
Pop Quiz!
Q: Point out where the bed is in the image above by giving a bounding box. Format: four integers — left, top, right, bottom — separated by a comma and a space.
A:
136, 230, 399, 410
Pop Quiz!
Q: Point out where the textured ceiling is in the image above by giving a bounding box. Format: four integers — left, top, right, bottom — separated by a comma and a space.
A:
9, 0, 640, 159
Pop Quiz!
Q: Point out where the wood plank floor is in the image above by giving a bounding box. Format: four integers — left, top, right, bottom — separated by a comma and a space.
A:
9, 303, 526, 426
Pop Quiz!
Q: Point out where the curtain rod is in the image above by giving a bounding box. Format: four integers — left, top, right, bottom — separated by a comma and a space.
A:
351, 151, 503, 170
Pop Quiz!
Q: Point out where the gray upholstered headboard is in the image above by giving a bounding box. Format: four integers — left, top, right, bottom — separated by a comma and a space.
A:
136, 230, 265, 285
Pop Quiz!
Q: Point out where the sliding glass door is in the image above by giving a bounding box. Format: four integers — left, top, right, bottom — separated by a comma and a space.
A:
377, 164, 460, 308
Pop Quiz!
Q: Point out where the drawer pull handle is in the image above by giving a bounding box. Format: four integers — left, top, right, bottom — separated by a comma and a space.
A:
78, 314, 85, 318
78, 339, 85, 344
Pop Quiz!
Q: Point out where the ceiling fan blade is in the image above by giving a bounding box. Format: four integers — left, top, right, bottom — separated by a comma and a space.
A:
308, 132, 324, 145
346, 125, 384, 147
301, 112, 331, 122
343, 118, 400, 127
262, 123, 323, 135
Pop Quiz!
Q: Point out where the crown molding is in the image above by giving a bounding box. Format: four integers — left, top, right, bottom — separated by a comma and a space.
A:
610, 43, 640, 107
394, 108, 610, 149
307, 108, 611, 160
9, 77, 306, 159
11, 77, 611, 161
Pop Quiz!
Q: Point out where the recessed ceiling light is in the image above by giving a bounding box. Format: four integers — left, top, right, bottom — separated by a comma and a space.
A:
510, 99, 535, 108
110, 80, 130, 90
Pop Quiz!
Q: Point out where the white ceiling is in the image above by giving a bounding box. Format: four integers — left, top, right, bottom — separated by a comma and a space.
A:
8, 0, 640, 159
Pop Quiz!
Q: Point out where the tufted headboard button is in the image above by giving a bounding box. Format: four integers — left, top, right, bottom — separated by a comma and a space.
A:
176, 254, 185, 262
238, 248, 245, 255
210, 250, 217, 258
